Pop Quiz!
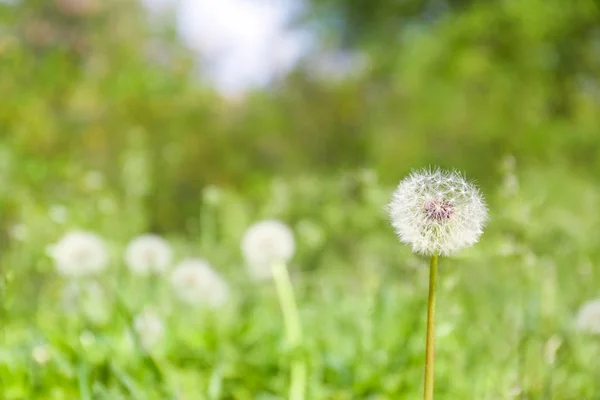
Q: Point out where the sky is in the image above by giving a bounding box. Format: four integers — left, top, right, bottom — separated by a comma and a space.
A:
142, 0, 311, 95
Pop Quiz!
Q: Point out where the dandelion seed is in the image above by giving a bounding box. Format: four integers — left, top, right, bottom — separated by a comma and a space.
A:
50, 231, 109, 277
133, 308, 165, 351
170, 259, 229, 308
124, 234, 173, 276
241, 220, 295, 280
387, 168, 488, 256
576, 299, 600, 334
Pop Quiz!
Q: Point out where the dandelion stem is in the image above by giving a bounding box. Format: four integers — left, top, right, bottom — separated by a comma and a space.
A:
424, 252, 438, 400
272, 261, 305, 400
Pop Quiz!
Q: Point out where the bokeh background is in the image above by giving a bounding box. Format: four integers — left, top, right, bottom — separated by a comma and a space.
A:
1, 0, 600, 398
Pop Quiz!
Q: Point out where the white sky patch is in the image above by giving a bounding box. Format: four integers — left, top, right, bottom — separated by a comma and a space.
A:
143, 0, 311, 95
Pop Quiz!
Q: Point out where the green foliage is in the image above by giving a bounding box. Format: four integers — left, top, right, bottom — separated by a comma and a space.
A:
1, 0, 600, 398
1, 0, 599, 231
1, 164, 600, 398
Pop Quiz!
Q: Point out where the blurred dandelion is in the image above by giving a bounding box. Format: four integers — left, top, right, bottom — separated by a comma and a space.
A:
49, 231, 109, 277
170, 259, 229, 308
241, 219, 295, 280
387, 167, 487, 400
242, 220, 305, 400
203, 185, 223, 206
576, 299, 600, 334
31, 344, 52, 365
133, 308, 165, 351
125, 234, 173, 276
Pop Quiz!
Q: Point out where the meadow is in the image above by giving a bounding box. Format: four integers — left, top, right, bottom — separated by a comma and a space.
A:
1, 159, 599, 399
3, 0, 600, 398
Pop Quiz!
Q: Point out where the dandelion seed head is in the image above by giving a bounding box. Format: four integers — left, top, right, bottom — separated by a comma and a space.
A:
170, 259, 229, 308
50, 231, 109, 277
424, 199, 455, 221
387, 168, 488, 256
576, 299, 600, 335
124, 234, 173, 276
241, 220, 295, 280
133, 308, 165, 351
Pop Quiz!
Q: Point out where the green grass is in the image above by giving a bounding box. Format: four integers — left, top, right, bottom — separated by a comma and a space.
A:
1, 164, 600, 399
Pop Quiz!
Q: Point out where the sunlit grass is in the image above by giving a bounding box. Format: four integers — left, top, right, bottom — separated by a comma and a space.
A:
0, 165, 599, 399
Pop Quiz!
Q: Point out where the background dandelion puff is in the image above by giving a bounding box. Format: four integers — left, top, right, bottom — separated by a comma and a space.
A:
124, 234, 173, 276
170, 259, 229, 308
50, 231, 109, 277
241, 220, 295, 280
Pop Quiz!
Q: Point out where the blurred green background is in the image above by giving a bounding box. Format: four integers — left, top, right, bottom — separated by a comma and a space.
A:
1, 0, 600, 399
3, 0, 600, 233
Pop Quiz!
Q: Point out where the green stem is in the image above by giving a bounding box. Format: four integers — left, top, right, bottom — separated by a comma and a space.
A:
272, 261, 305, 400
424, 253, 438, 400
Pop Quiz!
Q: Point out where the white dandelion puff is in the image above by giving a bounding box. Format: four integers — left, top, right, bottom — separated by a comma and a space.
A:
387, 168, 488, 256
170, 259, 229, 308
576, 299, 600, 334
133, 308, 165, 351
124, 234, 173, 276
241, 220, 295, 280
50, 231, 109, 277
